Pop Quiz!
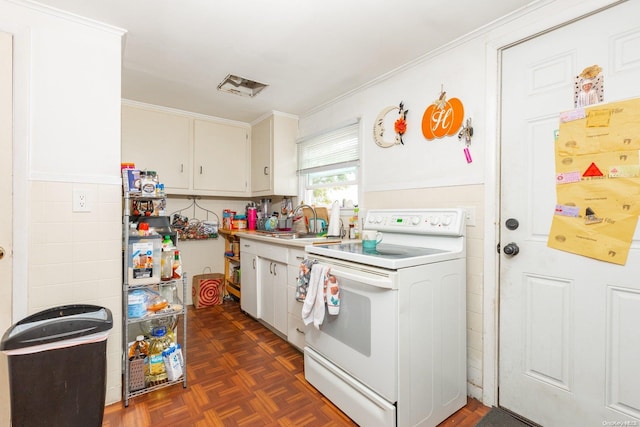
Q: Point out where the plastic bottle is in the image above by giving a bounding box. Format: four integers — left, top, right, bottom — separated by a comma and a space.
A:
146, 326, 172, 383
247, 206, 257, 230
128, 335, 149, 361
161, 235, 174, 281
172, 250, 182, 279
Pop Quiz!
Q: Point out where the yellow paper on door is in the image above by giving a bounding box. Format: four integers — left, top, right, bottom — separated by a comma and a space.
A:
550, 97, 640, 264
547, 213, 638, 265
555, 177, 640, 216
557, 98, 640, 156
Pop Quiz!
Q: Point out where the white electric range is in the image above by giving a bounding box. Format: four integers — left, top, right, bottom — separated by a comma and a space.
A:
303, 208, 467, 427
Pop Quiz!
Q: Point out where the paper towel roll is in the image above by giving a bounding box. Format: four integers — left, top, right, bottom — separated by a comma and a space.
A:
327, 200, 341, 236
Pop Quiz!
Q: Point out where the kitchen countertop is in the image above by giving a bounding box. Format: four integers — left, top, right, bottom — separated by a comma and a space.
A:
236, 230, 343, 248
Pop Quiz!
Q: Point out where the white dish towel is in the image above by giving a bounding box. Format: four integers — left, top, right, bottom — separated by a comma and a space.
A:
301, 264, 329, 328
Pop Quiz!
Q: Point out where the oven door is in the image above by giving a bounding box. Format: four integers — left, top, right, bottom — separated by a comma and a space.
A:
304, 256, 398, 403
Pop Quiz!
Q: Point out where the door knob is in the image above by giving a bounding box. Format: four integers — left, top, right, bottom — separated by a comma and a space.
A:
503, 242, 520, 256
505, 218, 519, 230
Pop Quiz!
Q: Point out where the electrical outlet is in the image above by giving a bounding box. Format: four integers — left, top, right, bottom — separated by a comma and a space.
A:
73, 189, 91, 212
460, 206, 476, 227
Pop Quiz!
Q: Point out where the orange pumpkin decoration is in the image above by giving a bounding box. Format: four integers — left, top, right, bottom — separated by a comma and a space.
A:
422, 97, 464, 140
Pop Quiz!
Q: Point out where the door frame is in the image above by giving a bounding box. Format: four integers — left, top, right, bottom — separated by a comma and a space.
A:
0, 17, 32, 323
481, 0, 626, 407
0, 29, 13, 427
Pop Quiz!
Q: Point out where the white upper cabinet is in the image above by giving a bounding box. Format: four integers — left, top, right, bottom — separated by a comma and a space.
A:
122, 104, 191, 190
251, 112, 298, 196
193, 119, 249, 195
122, 103, 250, 197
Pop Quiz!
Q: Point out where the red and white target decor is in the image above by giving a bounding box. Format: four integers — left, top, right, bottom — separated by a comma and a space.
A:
192, 273, 225, 308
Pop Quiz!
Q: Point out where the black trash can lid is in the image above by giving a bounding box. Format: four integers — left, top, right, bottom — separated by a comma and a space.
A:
1, 304, 113, 351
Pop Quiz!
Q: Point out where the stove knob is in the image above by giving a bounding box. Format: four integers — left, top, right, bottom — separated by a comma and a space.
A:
411, 216, 420, 225
368, 216, 375, 223
375, 215, 383, 224
442, 216, 452, 226
430, 216, 440, 226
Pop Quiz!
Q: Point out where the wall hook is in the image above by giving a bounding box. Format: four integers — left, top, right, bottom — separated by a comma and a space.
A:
458, 118, 473, 144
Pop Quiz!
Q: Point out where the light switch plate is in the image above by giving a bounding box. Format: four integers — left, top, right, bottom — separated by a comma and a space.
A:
460, 206, 476, 227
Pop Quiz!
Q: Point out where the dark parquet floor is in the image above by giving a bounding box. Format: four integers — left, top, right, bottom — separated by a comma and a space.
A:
102, 299, 489, 426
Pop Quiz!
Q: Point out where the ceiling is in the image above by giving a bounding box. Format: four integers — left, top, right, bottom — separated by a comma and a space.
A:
35, 0, 533, 123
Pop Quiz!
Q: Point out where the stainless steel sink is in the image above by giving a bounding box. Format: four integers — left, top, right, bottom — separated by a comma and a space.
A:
255, 230, 325, 240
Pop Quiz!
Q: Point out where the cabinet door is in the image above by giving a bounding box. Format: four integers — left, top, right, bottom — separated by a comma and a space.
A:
258, 258, 275, 326
193, 120, 249, 194
272, 260, 288, 335
240, 252, 258, 318
251, 116, 271, 193
250, 114, 298, 196
271, 114, 298, 196
257, 258, 287, 334
121, 105, 191, 190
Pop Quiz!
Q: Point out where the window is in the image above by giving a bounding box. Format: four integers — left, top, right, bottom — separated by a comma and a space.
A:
297, 120, 360, 208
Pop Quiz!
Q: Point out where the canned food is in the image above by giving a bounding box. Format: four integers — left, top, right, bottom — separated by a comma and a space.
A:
232, 219, 247, 230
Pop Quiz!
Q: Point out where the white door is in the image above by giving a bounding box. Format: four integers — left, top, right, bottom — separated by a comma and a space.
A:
499, 2, 640, 426
0, 31, 13, 427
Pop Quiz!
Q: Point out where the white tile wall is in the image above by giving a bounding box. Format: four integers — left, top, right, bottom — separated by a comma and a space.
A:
364, 184, 485, 399
28, 180, 123, 404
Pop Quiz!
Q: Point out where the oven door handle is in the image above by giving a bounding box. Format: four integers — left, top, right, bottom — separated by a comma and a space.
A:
328, 267, 395, 290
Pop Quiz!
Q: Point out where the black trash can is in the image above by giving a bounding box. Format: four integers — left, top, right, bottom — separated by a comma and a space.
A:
1, 304, 113, 427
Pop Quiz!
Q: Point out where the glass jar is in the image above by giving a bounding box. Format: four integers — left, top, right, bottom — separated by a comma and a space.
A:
140, 171, 157, 196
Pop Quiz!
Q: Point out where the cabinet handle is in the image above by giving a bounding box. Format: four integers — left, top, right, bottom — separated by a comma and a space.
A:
296, 256, 304, 261
180, 163, 184, 173
252, 258, 256, 269
264, 166, 269, 175
273, 264, 277, 276
295, 328, 305, 335
200, 165, 203, 174
269, 262, 273, 275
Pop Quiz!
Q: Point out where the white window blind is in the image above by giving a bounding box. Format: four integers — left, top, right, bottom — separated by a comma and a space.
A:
297, 120, 359, 172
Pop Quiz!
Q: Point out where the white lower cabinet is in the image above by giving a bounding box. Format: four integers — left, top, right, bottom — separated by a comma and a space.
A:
239, 239, 258, 318
287, 248, 306, 350
238, 238, 311, 349
258, 257, 287, 336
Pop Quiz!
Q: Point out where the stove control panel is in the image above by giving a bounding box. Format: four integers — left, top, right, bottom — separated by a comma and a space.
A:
364, 208, 465, 236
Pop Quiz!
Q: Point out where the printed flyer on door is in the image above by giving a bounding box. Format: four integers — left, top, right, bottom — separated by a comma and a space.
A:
548, 97, 640, 265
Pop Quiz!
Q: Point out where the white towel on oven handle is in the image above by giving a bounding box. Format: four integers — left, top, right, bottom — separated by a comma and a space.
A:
302, 263, 329, 328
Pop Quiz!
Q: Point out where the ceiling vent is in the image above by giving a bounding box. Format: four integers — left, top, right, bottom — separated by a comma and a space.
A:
217, 74, 268, 98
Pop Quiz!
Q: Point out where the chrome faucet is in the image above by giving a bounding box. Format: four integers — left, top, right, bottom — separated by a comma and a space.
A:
292, 204, 318, 235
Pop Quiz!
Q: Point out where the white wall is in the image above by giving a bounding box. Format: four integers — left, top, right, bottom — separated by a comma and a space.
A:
301, 36, 487, 192
0, 0, 125, 417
